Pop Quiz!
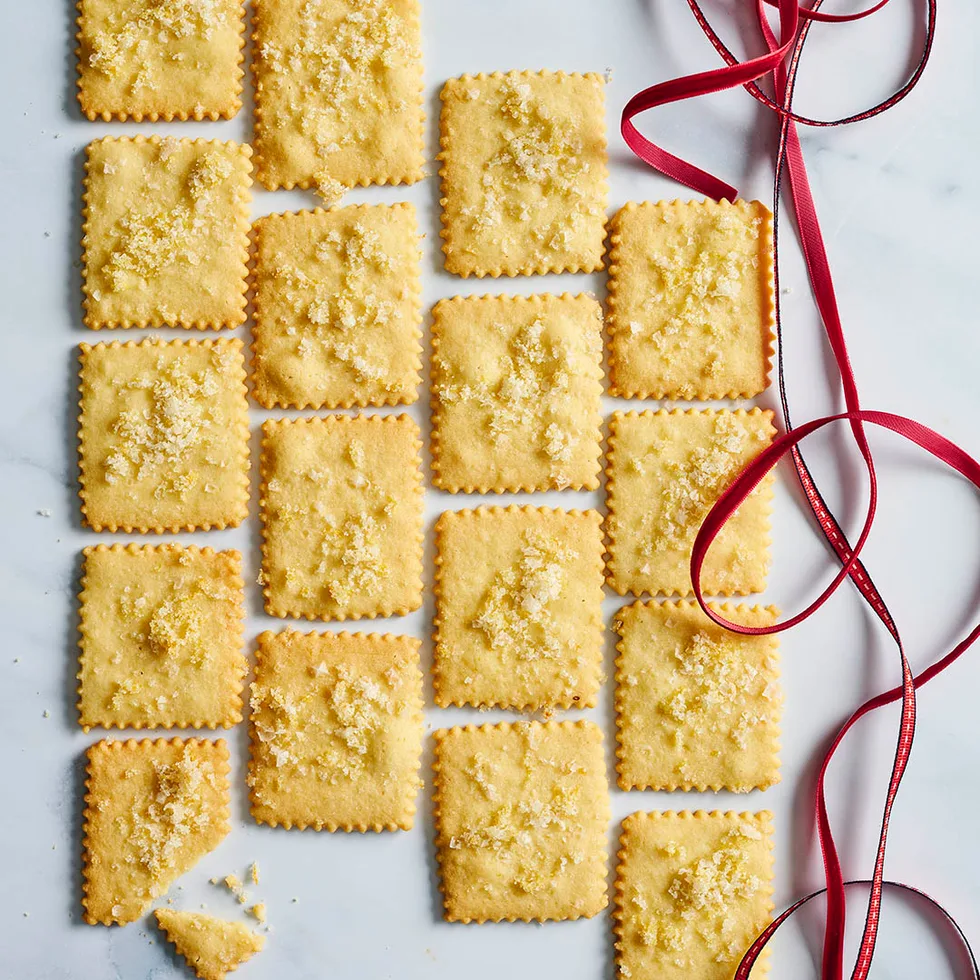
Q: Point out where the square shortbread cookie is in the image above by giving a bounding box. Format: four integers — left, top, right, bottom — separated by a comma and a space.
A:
614, 600, 781, 792
252, 0, 424, 192
259, 415, 424, 620
78, 338, 250, 533
433, 506, 604, 710
82, 137, 252, 329
431, 293, 603, 493
155, 910, 264, 980
605, 409, 775, 597
439, 70, 607, 277
78, 544, 247, 731
433, 720, 609, 923
248, 630, 424, 831
607, 199, 774, 399
82, 738, 231, 925
614, 811, 774, 980
251, 203, 422, 409
75, 0, 246, 122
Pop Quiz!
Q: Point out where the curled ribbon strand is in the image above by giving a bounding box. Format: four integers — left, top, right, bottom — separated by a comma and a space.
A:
621, 1, 977, 978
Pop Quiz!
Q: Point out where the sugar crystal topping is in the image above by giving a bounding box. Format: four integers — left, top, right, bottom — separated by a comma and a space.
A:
436, 314, 594, 487
632, 414, 766, 567
459, 77, 602, 256
659, 629, 779, 751
250, 659, 405, 790
469, 531, 584, 701
111, 746, 220, 901
86, 0, 230, 92
444, 724, 594, 896
272, 219, 401, 388
101, 147, 238, 292
626, 205, 764, 392
256, 0, 417, 170
625, 822, 767, 970
101, 348, 231, 500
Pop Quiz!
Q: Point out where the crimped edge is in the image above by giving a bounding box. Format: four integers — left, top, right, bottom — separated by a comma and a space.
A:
431, 719, 609, 923
429, 292, 605, 493
258, 414, 425, 620
249, 203, 423, 409
432, 505, 605, 711
437, 70, 609, 278
251, 0, 425, 191
613, 809, 775, 979
154, 909, 264, 980
75, 0, 247, 122
612, 599, 782, 792
77, 544, 247, 732
606, 199, 777, 399
604, 407, 776, 598
81, 736, 232, 926
81, 136, 253, 329
78, 337, 251, 532
247, 629, 424, 832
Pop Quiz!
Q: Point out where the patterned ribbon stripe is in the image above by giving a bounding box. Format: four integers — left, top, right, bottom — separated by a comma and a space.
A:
621, 2, 980, 978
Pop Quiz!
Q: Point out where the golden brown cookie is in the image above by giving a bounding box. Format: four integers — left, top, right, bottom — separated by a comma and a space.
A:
248, 630, 423, 831
78, 338, 249, 533
259, 415, 424, 620
433, 720, 609, 922
439, 71, 607, 277
431, 293, 603, 492
82, 738, 231, 925
605, 409, 774, 597
614, 810, 774, 980
433, 506, 604, 710
78, 544, 246, 730
82, 137, 251, 329
251, 204, 422, 409
615, 600, 781, 791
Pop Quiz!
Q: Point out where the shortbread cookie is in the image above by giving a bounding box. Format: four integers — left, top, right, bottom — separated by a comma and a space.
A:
439, 70, 608, 277
76, 0, 246, 121
259, 415, 424, 620
78, 544, 246, 731
615, 600, 781, 791
252, 0, 424, 191
433, 507, 604, 710
78, 338, 250, 533
605, 409, 774, 597
614, 811, 774, 980
248, 630, 424, 831
82, 137, 252, 329
251, 204, 422, 409
431, 293, 603, 492
607, 199, 774, 399
82, 738, 231, 925
155, 910, 264, 980
433, 721, 609, 922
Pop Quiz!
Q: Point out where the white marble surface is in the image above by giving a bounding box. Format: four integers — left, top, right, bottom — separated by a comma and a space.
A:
1, 1, 979, 977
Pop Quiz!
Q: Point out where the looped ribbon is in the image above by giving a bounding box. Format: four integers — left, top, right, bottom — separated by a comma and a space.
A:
622, 1, 980, 978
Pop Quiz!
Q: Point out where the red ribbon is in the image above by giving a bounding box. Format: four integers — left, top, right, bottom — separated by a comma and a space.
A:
622, 2, 979, 978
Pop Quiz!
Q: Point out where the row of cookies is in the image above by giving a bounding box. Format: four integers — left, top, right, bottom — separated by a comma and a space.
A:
82, 722, 772, 979
78, 527, 777, 790
79, 135, 768, 389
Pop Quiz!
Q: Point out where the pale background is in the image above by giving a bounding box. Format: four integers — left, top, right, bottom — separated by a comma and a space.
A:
2, 1, 979, 977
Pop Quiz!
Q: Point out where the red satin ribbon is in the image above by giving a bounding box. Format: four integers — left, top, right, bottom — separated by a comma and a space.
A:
621, 2, 978, 978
